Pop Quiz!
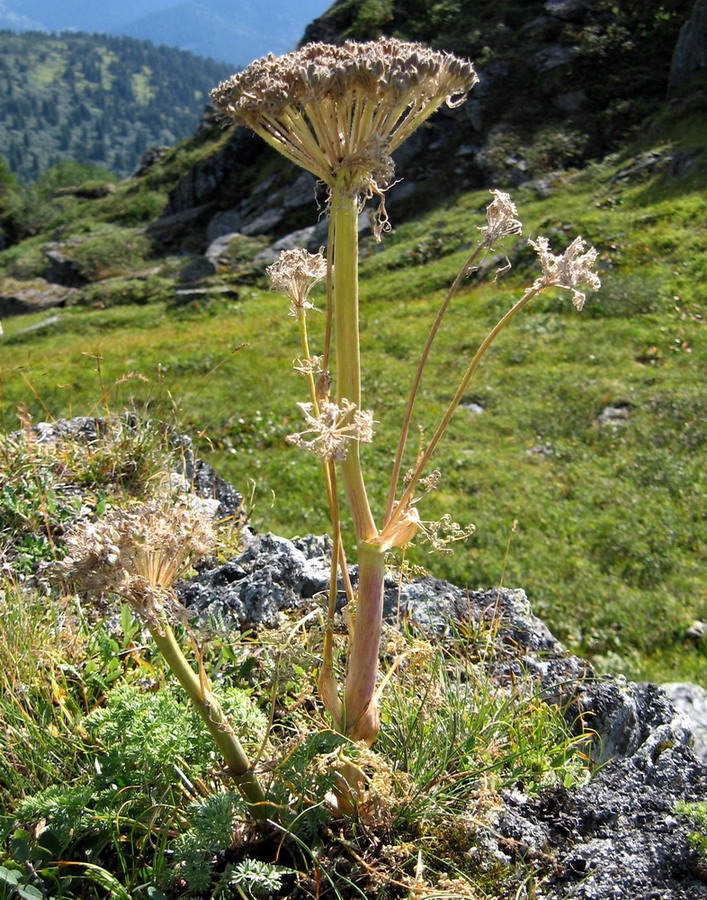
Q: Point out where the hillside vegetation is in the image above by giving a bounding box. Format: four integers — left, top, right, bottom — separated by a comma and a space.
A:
0, 4, 706, 897
0, 30, 233, 182
304, 0, 695, 162
0, 85, 705, 683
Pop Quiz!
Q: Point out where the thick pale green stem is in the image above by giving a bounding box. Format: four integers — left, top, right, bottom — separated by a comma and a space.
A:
331, 177, 384, 746
343, 541, 386, 744
332, 182, 376, 543
149, 620, 270, 819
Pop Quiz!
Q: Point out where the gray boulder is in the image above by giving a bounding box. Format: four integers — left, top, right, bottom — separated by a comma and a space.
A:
43, 242, 86, 287
0, 279, 80, 318
670, 0, 707, 90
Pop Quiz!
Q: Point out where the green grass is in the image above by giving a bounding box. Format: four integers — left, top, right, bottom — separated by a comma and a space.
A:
1, 143, 705, 685
0, 572, 587, 898
0, 412, 589, 895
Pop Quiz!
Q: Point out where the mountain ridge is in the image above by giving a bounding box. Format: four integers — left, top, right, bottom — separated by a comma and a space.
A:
0, 0, 332, 65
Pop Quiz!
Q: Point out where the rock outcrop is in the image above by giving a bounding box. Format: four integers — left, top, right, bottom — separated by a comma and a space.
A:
146, 0, 699, 256
670, 0, 707, 90
175, 527, 707, 898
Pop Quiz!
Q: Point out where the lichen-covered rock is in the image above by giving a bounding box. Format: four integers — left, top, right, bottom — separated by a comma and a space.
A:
0, 278, 80, 318
174, 526, 707, 898
176, 532, 330, 627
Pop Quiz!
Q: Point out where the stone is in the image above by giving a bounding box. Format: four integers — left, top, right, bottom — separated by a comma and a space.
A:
148, 204, 212, 244
205, 232, 241, 265
669, 0, 707, 90
544, 0, 589, 22
240, 207, 284, 236
43, 243, 86, 287
0, 279, 80, 318
206, 209, 243, 242
176, 256, 217, 283
461, 401, 485, 415
176, 532, 330, 627
13, 314, 61, 335
597, 404, 631, 425
662, 683, 707, 762
611, 150, 672, 184
252, 225, 320, 266
284, 172, 319, 210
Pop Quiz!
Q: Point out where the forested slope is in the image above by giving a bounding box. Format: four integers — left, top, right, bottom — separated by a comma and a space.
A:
0, 30, 233, 182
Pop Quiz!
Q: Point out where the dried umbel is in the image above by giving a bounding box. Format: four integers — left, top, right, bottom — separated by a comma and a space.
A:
478, 190, 523, 247
267, 248, 327, 316
211, 38, 478, 198
530, 236, 601, 310
287, 398, 374, 462
62, 501, 215, 625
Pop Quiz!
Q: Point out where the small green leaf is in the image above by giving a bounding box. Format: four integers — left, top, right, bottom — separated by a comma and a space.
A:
16, 884, 43, 900
10, 830, 32, 863
0, 866, 22, 887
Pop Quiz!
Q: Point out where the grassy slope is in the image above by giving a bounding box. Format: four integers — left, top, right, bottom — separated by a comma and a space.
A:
1, 120, 705, 685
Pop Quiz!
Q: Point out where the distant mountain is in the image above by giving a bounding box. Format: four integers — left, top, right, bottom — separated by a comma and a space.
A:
0, 30, 234, 182
0, 0, 332, 66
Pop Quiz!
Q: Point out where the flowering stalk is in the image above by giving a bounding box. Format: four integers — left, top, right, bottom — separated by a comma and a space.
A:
148, 618, 269, 818
61, 503, 270, 819
331, 180, 377, 544
212, 40, 600, 770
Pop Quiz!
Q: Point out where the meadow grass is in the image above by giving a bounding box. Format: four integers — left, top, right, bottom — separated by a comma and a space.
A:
1, 148, 705, 685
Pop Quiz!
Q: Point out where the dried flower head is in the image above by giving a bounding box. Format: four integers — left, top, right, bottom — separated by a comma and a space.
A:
211, 38, 477, 199
478, 189, 523, 247
529, 235, 601, 310
293, 354, 323, 376
286, 398, 374, 461
267, 248, 327, 316
61, 501, 215, 625
417, 513, 475, 555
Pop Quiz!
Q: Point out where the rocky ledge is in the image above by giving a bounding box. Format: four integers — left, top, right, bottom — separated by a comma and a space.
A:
179, 529, 707, 899
12, 418, 707, 898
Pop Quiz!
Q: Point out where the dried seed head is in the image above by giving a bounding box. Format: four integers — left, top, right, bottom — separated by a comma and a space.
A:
417, 513, 475, 555
267, 248, 327, 315
211, 38, 477, 198
529, 235, 601, 310
286, 398, 374, 462
478, 189, 523, 247
61, 501, 215, 625
293, 354, 323, 376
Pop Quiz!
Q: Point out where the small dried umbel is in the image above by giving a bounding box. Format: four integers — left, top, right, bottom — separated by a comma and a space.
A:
478, 189, 523, 247
267, 248, 327, 316
530, 236, 601, 310
61, 501, 215, 627
287, 398, 374, 462
211, 38, 478, 198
